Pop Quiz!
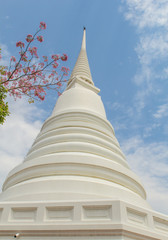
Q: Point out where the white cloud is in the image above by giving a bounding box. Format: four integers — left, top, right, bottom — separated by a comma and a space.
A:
133, 88, 148, 113
119, 1, 168, 215
153, 103, 168, 119
105, 101, 121, 111
136, 33, 168, 66
143, 123, 161, 138
105, 101, 135, 131
125, 0, 168, 29
121, 136, 168, 214
0, 97, 45, 190
123, 0, 168, 111
0, 43, 10, 66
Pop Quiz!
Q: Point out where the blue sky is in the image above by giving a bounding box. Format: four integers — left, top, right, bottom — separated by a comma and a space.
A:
0, 0, 168, 214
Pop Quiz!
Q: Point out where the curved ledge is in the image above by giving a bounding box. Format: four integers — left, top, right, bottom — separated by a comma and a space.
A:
24, 141, 128, 168
3, 155, 146, 199
42, 111, 115, 136
27, 133, 126, 162
33, 127, 119, 148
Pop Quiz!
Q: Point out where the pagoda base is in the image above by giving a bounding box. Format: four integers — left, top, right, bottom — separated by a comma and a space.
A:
0, 199, 167, 240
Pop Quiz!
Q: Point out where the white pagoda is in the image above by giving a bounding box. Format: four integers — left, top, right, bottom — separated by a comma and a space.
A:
0, 29, 167, 240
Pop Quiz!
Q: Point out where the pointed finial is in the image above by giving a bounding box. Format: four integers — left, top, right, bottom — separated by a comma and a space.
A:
81, 27, 86, 50
67, 27, 94, 86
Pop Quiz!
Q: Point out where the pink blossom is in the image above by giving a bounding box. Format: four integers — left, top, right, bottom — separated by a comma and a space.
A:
23, 68, 28, 74
2, 77, 8, 85
43, 56, 48, 62
23, 67, 31, 73
61, 66, 69, 76
11, 56, 16, 62
0, 54, 2, 60
61, 54, 68, 61
61, 66, 69, 72
39, 95, 45, 101
7, 71, 11, 78
42, 80, 48, 84
26, 34, 33, 42
19, 52, 28, 62
51, 54, 59, 61
6, 22, 69, 102
39, 22, 46, 30
38, 62, 45, 68
15, 63, 22, 69
28, 47, 35, 55
52, 62, 58, 68
28, 47, 38, 57
48, 73, 54, 78
16, 41, 25, 48
37, 35, 44, 42
57, 82, 62, 86
13, 69, 18, 75
37, 71, 42, 76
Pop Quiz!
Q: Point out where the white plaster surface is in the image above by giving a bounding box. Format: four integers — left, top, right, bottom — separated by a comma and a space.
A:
0, 200, 167, 239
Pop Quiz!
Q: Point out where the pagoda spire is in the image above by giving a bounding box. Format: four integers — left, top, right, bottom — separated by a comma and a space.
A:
81, 26, 86, 50
67, 28, 94, 86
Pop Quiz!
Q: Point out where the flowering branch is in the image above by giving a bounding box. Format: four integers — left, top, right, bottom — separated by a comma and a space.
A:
0, 22, 69, 102
0, 22, 69, 124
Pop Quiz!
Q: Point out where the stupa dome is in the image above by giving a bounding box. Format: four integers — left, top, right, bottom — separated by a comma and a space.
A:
0, 29, 149, 210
